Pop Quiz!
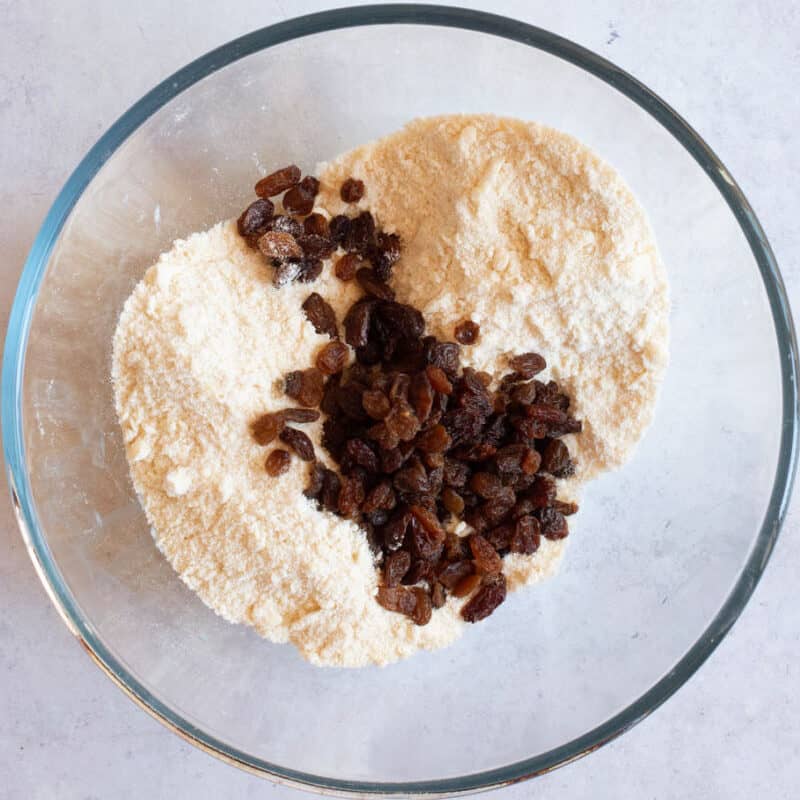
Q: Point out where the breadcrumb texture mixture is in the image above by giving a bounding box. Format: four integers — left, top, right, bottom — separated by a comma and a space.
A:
112, 115, 669, 667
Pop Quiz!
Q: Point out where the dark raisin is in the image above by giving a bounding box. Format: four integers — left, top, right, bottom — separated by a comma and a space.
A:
345, 211, 375, 254
370, 231, 402, 281
510, 380, 538, 405
383, 508, 411, 551
320, 468, 341, 512
340, 177, 365, 203
541, 438, 575, 477
268, 214, 304, 237
539, 507, 569, 540
526, 476, 557, 509
316, 341, 349, 375
303, 213, 329, 236
408, 515, 445, 563
297, 258, 323, 283
454, 320, 480, 345
300, 175, 320, 196
345, 438, 379, 472
334, 253, 361, 281
258, 230, 303, 260
393, 460, 429, 494
344, 299, 376, 348
431, 581, 446, 609
470, 534, 502, 574
363, 481, 395, 514
355, 267, 395, 300
485, 523, 514, 550
328, 214, 351, 244
444, 531, 471, 561
272, 260, 303, 287
283, 184, 315, 215
265, 449, 291, 476
553, 500, 579, 516
376, 586, 416, 616
461, 573, 507, 622
383, 550, 411, 587
425, 365, 453, 394
237, 198, 274, 237
425, 339, 461, 376
443, 458, 470, 488
409, 372, 434, 421
522, 448, 541, 474
509, 515, 541, 555
384, 401, 420, 442
437, 559, 474, 590
509, 352, 547, 378
380, 446, 406, 473
338, 474, 366, 516
304, 461, 325, 499
279, 427, 315, 461
296, 234, 335, 261
301, 293, 338, 338
255, 165, 301, 197
251, 413, 285, 445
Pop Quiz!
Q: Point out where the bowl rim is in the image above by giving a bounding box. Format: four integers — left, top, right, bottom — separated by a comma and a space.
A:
3, 4, 798, 796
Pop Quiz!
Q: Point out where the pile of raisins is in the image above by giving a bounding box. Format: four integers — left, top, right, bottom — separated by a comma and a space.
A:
237, 165, 400, 287
242, 172, 582, 627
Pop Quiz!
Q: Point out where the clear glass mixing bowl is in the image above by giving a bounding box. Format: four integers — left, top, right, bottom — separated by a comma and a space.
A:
3, 6, 798, 796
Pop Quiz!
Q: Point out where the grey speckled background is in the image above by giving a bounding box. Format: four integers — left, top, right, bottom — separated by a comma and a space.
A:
1, 1, 798, 798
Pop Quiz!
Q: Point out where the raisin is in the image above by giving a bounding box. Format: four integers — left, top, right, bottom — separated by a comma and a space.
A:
328, 214, 351, 244
265, 448, 291, 476
539, 507, 569, 540
301, 293, 338, 338
443, 458, 470, 488
510, 380, 537, 405
522, 448, 541, 474
509, 515, 541, 555
393, 460, 429, 494
251, 413, 285, 445
370, 231, 402, 281
526, 476, 557, 509
304, 461, 325, 499
284, 367, 324, 407
255, 165, 301, 197
297, 258, 323, 283
340, 177, 365, 203
316, 341, 349, 374
461, 573, 507, 622
425, 365, 453, 394
453, 573, 482, 598
334, 253, 361, 281
355, 267, 396, 300
482, 489, 516, 526
362, 389, 391, 420
344, 299, 375, 348
383, 550, 411, 587
437, 559, 474, 590
363, 481, 395, 514
258, 230, 303, 261
303, 213, 329, 236
383, 508, 411, 551
380, 446, 406, 473
301, 175, 320, 196
376, 586, 416, 616
338, 474, 366, 516
425, 339, 461, 375
525, 404, 567, 426
470, 534, 502, 574
442, 487, 465, 515
469, 472, 504, 499
476, 371, 493, 388
272, 260, 303, 287
431, 581, 446, 609
541, 438, 575, 478
408, 515, 445, 563
384, 401, 420, 442
485, 523, 514, 550
411, 587, 432, 625
320, 468, 341, 512
509, 352, 547, 378
416, 424, 451, 453
283, 184, 315, 215
268, 214, 304, 237
454, 320, 480, 345
345, 211, 375, 254
279, 427, 315, 461
345, 438, 379, 472
296, 234, 334, 261
237, 198, 274, 237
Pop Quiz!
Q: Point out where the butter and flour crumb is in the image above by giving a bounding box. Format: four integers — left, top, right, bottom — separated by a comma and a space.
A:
112, 115, 668, 667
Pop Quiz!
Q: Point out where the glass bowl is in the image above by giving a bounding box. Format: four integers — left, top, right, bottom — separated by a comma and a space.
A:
3, 5, 798, 796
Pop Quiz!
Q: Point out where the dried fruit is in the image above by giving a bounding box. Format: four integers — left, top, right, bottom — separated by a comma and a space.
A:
376, 585, 417, 616
265, 448, 291, 476
356, 267, 396, 300
238, 198, 274, 237
452, 572, 482, 598
340, 177, 365, 203
283, 184, 315, 215
469, 534, 502, 574
316, 341, 349, 375
461, 573, 507, 622
539, 507, 569, 540
258, 230, 303, 260
334, 253, 361, 281
338, 474, 366, 516
303, 213, 329, 236
279, 427, 315, 461
425, 365, 452, 394
255, 164, 301, 197
411, 587, 432, 625
442, 487, 465, 515
469, 472, 504, 499
304, 461, 325, 498
284, 367, 324, 407
509, 515, 541, 555
301, 292, 338, 338
297, 259, 323, 283
272, 261, 303, 287
384, 550, 411, 587
509, 352, 546, 378
454, 320, 480, 345
541, 438, 574, 477
328, 214, 351, 244
431, 581, 446, 608
344, 299, 375, 348
362, 389, 391, 420
251, 413, 285, 445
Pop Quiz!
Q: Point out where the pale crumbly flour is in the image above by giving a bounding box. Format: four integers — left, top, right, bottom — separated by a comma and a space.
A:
112, 115, 669, 667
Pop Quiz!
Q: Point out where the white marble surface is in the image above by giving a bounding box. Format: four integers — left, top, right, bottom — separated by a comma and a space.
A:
1, 1, 798, 798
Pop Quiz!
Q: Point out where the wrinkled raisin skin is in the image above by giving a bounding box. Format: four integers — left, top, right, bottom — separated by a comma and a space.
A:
454, 320, 480, 345
340, 177, 365, 203
255, 165, 300, 197
265, 449, 291, 476
461, 573, 507, 622
302, 293, 338, 339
